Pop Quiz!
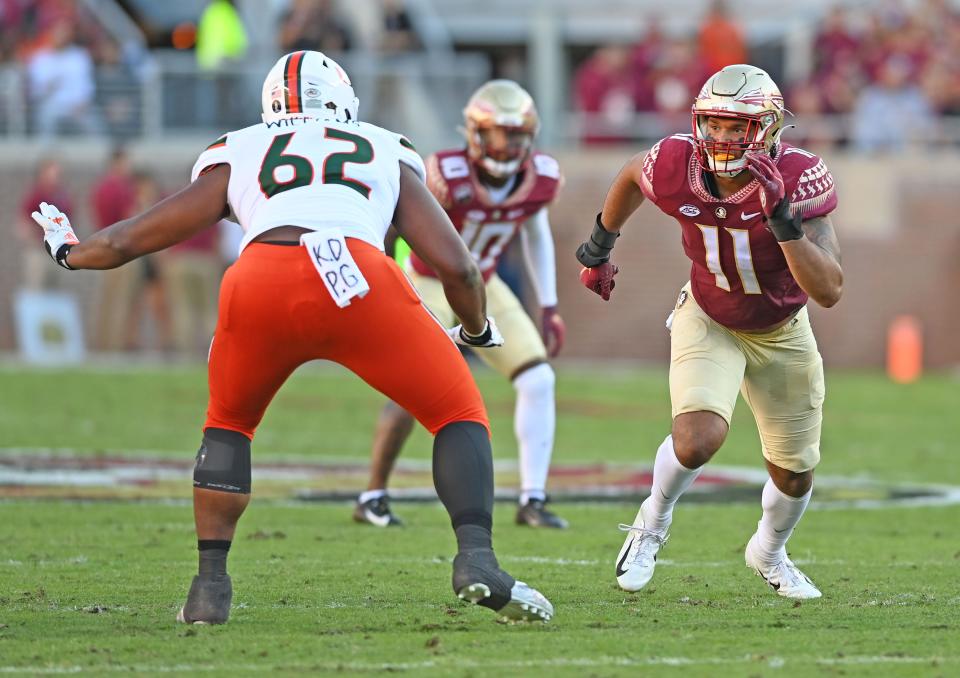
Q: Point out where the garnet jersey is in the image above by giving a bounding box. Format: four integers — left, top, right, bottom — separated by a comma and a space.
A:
409, 149, 562, 281
191, 116, 425, 253
640, 134, 837, 330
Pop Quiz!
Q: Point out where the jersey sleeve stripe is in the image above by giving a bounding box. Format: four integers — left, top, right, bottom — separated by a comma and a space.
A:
206, 135, 227, 150
284, 51, 306, 114
399, 136, 416, 151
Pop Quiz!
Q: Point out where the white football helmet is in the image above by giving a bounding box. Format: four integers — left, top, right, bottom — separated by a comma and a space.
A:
463, 79, 540, 179
261, 50, 359, 124
691, 64, 787, 177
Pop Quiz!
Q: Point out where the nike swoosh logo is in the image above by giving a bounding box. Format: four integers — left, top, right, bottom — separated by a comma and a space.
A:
773, 527, 790, 534
364, 509, 392, 527
616, 538, 634, 577
741, 211, 761, 221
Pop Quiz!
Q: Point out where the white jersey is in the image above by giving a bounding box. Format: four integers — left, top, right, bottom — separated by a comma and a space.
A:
191, 116, 426, 253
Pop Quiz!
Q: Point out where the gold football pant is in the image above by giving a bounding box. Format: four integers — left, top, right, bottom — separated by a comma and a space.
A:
668, 282, 825, 472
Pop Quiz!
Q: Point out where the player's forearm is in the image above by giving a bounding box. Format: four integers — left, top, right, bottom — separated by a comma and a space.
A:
521, 213, 558, 307
64, 219, 141, 270
442, 265, 488, 336
780, 239, 843, 308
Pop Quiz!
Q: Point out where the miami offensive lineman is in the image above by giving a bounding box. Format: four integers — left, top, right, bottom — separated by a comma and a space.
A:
354, 80, 569, 529
31, 51, 553, 624
576, 65, 842, 598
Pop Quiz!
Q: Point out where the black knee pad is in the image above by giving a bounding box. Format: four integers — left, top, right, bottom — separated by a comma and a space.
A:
193, 428, 251, 494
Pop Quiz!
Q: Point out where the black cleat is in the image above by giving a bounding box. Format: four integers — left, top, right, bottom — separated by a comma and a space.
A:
176, 573, 232, 624
453, 548, 553, 622
515, 498, 569, 529
352, 495, 403, 527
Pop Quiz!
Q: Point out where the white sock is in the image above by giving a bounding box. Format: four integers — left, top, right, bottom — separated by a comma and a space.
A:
359, 489, 387, 504
641, 435, 701, 532
513, 363, 556, 503
754, 478, 811, 566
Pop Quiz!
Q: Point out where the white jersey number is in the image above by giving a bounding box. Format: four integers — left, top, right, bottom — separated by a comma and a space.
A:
696, 224, 761, 294
460, 219, 516, 272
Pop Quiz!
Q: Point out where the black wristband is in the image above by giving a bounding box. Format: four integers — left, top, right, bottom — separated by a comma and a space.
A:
46, 243, 74, 270
576, 213, 619, 267
460, 321, 492, 346
765, 198, 804, 242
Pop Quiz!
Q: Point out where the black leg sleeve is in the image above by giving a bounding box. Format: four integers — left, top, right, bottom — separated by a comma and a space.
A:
433, 421, 494, 548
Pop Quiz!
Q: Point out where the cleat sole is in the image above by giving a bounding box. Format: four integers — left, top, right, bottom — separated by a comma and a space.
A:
456, 583, 492, 604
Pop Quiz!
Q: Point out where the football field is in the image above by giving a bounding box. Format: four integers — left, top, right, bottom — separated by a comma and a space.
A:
1, 364, 958, 676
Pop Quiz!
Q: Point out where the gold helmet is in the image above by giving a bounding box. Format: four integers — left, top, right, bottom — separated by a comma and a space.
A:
691, 64, 787, 177
463, 79, 540, 179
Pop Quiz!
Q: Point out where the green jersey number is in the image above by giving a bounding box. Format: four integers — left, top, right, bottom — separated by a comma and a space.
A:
258, 129, 373, 199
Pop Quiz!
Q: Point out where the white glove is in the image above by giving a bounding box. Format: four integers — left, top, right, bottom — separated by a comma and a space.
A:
31, 201, 79, 269
448, 316, 504, 348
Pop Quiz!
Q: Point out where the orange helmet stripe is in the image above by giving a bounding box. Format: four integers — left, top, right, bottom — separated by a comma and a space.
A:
284, 51, 306, 114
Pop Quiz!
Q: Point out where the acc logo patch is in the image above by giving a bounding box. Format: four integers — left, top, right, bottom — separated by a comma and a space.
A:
679, 204, 700, 217
676, 290, 688, 308
453, 183, 474, 204
303, 87, 320, 98
271, 99, 282, 113
715, 206, 728, 219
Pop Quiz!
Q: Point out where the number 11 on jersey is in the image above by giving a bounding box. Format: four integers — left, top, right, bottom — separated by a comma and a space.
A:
696, 224, 761, 294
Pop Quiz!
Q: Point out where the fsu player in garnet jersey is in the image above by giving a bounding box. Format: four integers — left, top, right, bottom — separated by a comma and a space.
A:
354, 80, 569, 529
577, 65, 843, 599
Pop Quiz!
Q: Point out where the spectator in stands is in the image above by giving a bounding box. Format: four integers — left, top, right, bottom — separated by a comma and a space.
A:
573, 45, 635, 145
813, 6, 860, 77
196, 0, 248, 72
27, 19, 100, 137
651, 37, 707, 118
380, 0, 418, 53
95, 37, 141, 139
786, 79, 838, 151
17, 158, 73, 290
279, 0, 352, 54
165, 217, 223, 358
0, 0, 26, 61
630, 15, 666, 112
851, 55, 937, 152
195, 0, 248, 131
90, 146, 138, 352
124, 172, 174, 353
697, 0, 747, 75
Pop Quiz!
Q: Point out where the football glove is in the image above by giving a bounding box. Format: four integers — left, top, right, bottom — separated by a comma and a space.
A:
31, 201, 79, 269
541, 306, 565, 358
448, 316, 504, 348
745, 153, 803, 242
575, 213, 619, 267
579, 262, 619, 302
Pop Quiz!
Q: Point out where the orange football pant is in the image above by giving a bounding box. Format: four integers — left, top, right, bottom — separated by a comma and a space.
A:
204, 239, 489, 439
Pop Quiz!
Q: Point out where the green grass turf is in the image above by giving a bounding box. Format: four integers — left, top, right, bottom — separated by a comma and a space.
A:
0, 502, 957, 675
0, 365, 958, 675
0, 364, 957, 483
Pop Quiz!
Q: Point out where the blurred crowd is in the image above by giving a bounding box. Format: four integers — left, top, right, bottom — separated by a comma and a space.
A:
1, 0, 148, 137
15, 149, 237, 356
574, 0, 960, 150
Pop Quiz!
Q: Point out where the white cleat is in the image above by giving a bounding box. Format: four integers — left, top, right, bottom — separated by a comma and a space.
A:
615, 508, 669, 592
458, 581, 553, 623
497, 581, 554, 623
745, 535, 822, 600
